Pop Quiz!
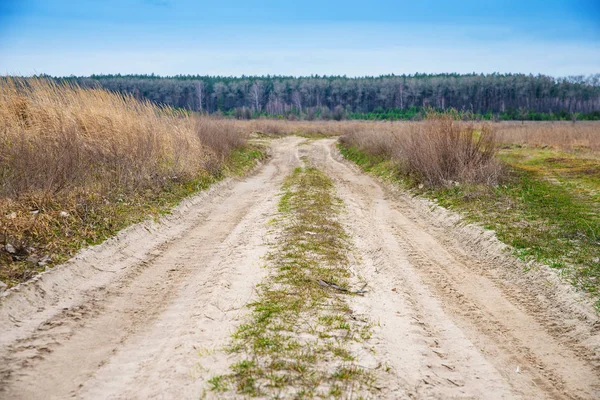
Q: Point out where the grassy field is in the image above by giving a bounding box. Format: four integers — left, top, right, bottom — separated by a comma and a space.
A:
0, 78, 265, 287
338, 118, 600, 308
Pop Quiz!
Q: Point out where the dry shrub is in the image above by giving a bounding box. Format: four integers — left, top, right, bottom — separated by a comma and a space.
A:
341, 115, 503, 187
402, 115, 502, 186
233, 118, 600, 155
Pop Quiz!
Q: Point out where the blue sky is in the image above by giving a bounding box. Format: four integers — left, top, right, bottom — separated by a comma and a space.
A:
0, 0, 598, 77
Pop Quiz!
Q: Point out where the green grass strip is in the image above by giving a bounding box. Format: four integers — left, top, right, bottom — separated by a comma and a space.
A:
212, 165, 375, 398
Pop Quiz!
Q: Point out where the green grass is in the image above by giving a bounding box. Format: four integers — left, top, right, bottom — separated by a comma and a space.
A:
498, 147, 600, 199
0, 144, 267, 286
339, 143, 600, 309
215, 165, 376, 398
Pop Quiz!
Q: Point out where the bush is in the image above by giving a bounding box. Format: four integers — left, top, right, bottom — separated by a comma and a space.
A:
340, 112, 504, 187
398, 113, 503, 186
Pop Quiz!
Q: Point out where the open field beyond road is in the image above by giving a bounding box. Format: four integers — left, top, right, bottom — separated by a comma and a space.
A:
1, 137, 598, 399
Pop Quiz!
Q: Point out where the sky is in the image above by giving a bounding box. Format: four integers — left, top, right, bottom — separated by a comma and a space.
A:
0, 0, 598, 77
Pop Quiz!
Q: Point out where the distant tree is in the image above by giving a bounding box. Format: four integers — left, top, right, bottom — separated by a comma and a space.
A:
332, 105, 345, 121
58, 73, 600, 120
249, 81, 264, 111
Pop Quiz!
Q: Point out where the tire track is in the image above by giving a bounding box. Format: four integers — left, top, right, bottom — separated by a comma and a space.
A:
0, 137, 304, 399
309, 138, 600, 399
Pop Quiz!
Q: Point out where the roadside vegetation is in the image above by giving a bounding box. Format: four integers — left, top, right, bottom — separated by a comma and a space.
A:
212, 166, 376, 398
339, 114, 600, 308
0, 78, 265, 287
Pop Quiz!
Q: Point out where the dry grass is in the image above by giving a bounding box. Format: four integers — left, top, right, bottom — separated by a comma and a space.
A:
494, 121, 600, 151
340, 114, 503, 187
338, 119, 600, 186
0, 78, 252, 284
0, 78, 245, 197
232, 118, 370, 138
236, 118, 600, 153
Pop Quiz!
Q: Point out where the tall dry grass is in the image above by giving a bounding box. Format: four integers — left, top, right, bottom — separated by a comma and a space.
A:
235, 118, 600, 153
0, 78, 248, 283
0, 78, 246, 198
494, 121, 600, 151
340, 115, 503, 187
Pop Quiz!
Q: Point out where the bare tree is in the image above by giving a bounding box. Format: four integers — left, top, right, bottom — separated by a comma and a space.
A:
195, 81, 205, 111
291, 91, 302, 114
249, 81, 264, 111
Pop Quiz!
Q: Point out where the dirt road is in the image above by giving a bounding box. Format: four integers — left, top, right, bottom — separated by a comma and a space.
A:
1, 137, 599, 399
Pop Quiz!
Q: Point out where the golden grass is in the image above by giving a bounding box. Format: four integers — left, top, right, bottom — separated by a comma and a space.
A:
0, 78, 247, 197
0, 78, 250, 284
494, 121, 600, 151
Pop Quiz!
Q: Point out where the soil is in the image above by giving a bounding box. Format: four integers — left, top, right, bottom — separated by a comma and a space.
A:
1, 137, 598, 399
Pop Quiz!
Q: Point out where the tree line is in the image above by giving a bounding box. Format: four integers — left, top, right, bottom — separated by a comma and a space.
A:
55, 73, 600, 120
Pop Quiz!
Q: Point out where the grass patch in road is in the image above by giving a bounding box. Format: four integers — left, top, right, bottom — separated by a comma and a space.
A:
0, 144, 267, 287
339, 144, 600, 309
215, 165, 375, 398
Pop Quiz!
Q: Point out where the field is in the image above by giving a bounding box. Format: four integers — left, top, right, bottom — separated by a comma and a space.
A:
1, 81, 599, 399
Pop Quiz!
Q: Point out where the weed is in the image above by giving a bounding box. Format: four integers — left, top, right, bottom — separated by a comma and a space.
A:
207, 375, 228, 392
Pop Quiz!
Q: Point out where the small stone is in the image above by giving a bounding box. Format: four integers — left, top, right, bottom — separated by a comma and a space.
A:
7, 212, 17, 219
30, 210, 40, 215
59, 211, 70, 218
5, 244, 16, 254
38, 255, 51, 266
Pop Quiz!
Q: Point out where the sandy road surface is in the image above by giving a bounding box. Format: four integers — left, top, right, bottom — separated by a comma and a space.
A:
1, 137, 599, 399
